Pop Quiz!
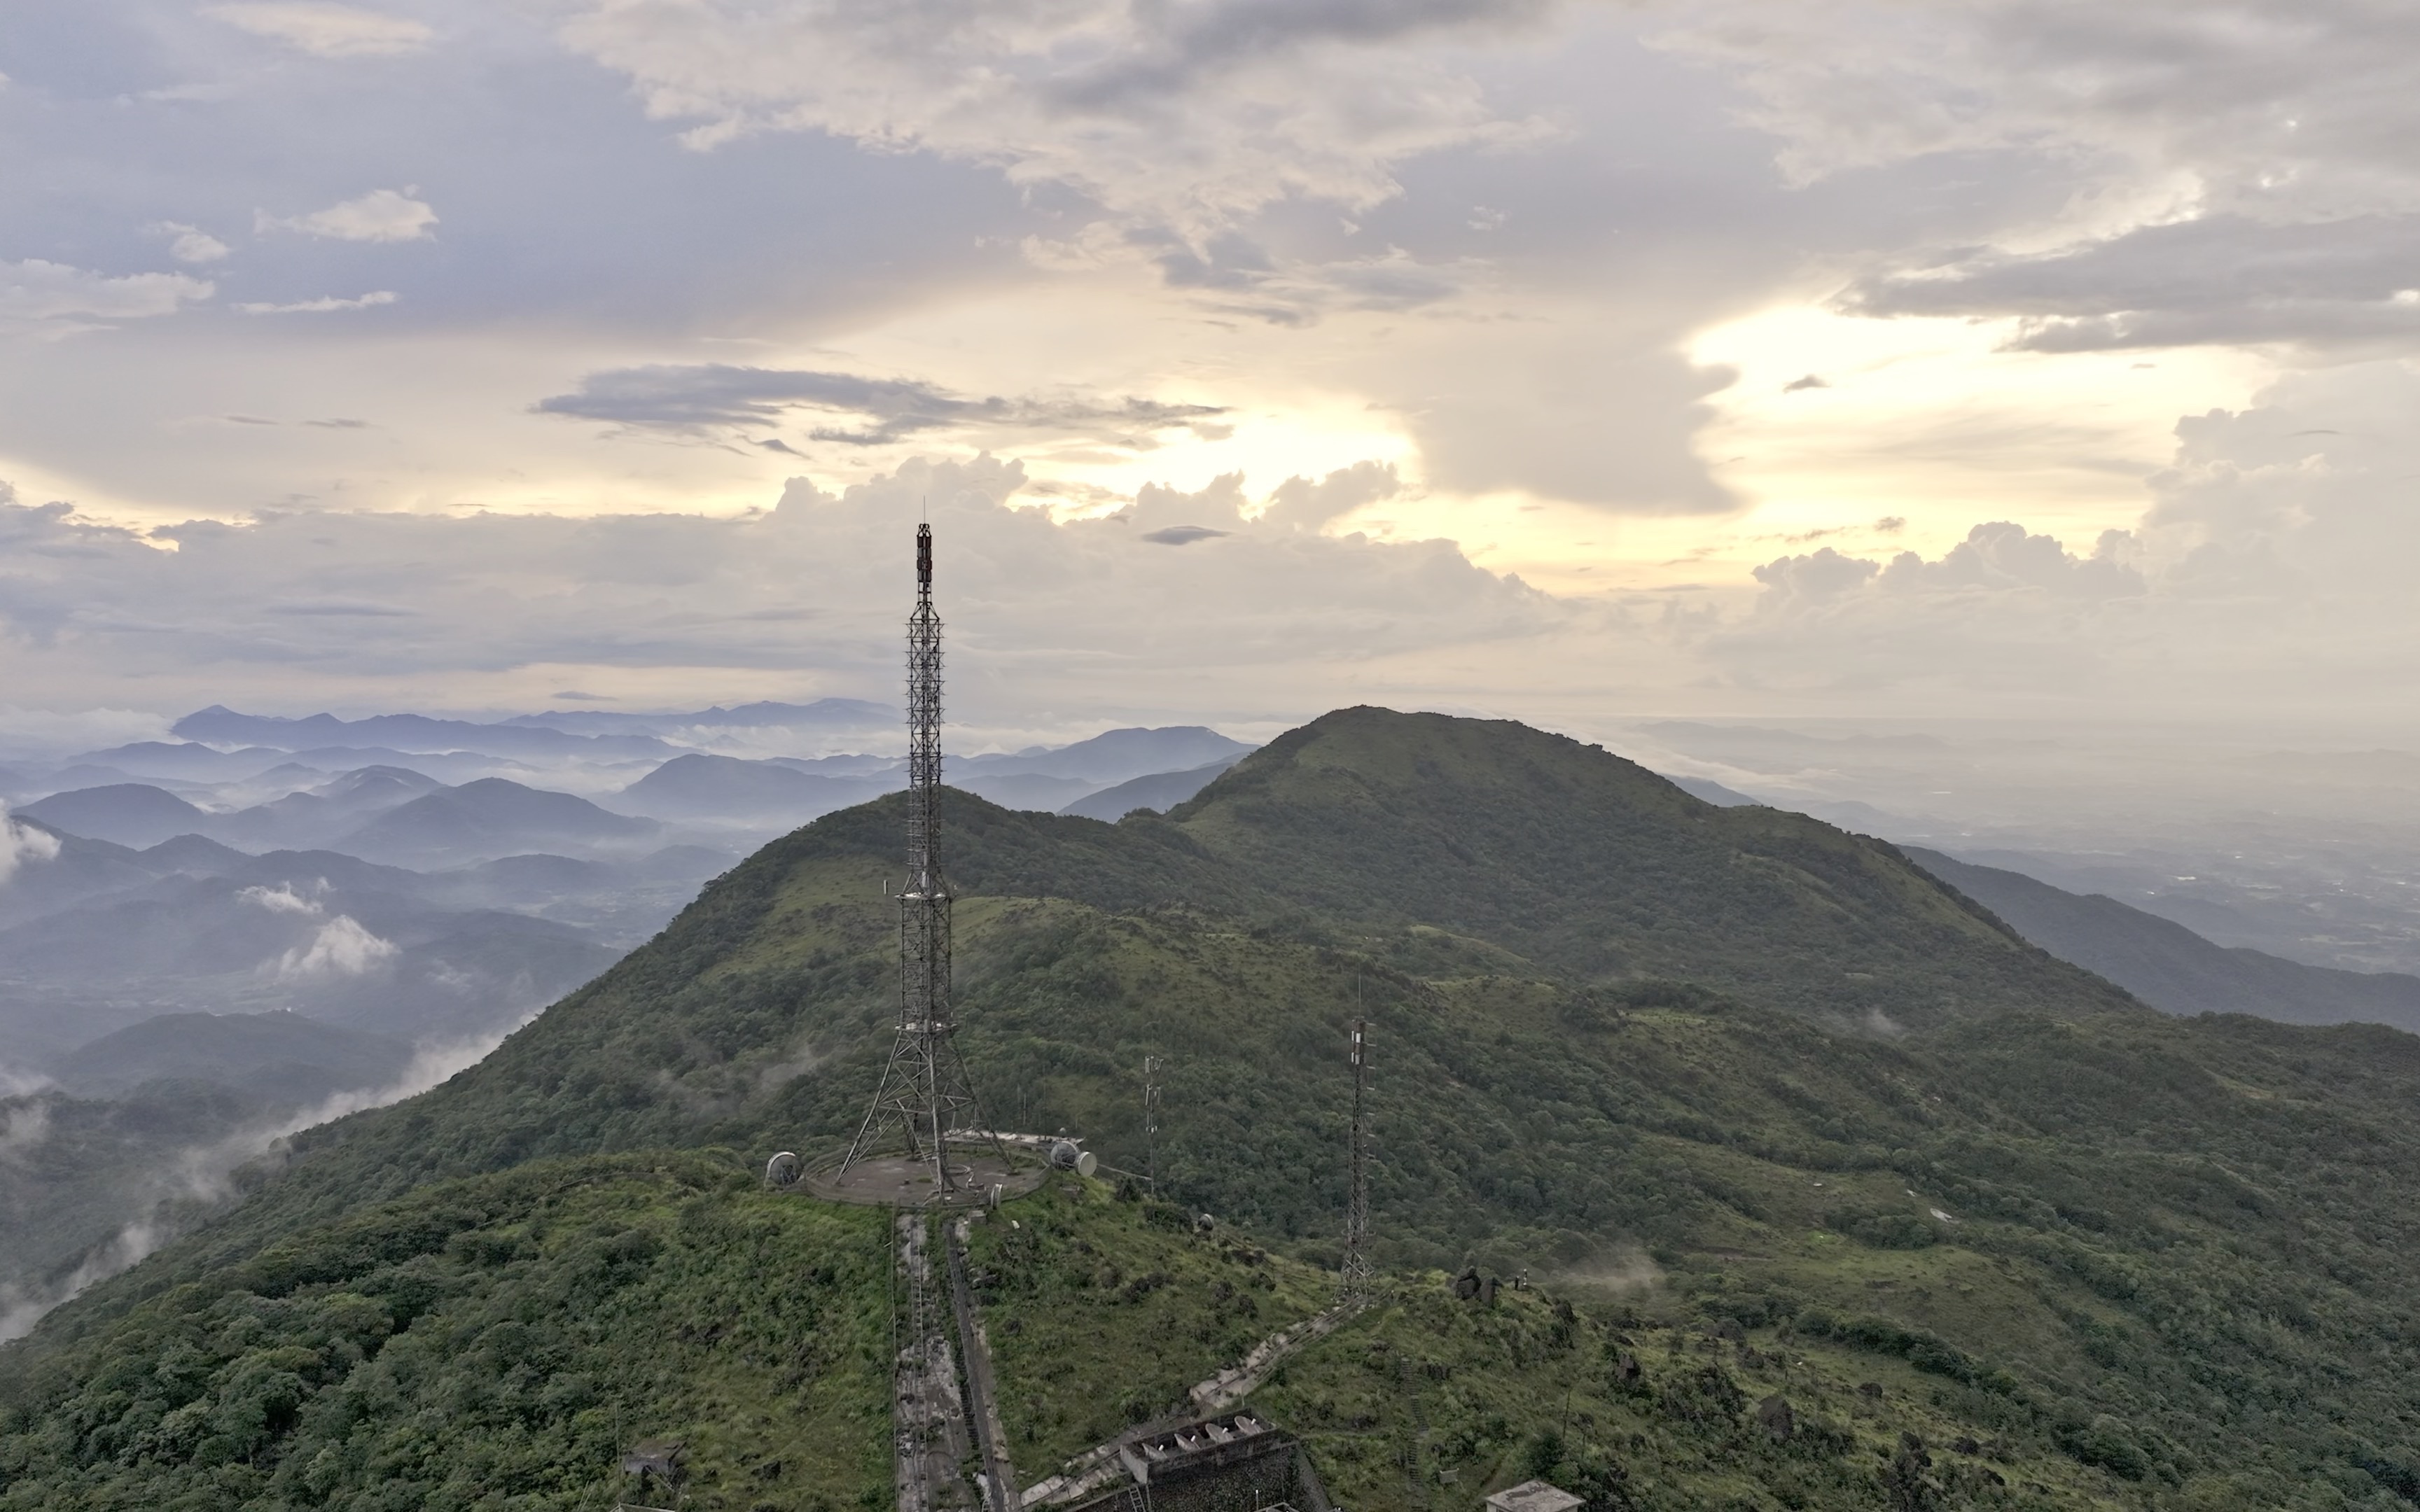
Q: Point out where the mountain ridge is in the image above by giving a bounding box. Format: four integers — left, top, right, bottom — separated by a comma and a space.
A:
13, 708, 2420, 1510
1908, 846, 2420, 1034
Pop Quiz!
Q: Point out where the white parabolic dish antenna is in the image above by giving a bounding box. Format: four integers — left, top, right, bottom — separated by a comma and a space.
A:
765, 1151, 802, 1187
1048, 1140, 1099, 1177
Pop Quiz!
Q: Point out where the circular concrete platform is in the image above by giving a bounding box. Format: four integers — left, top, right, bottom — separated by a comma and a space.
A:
791, 1146, 1049, 1208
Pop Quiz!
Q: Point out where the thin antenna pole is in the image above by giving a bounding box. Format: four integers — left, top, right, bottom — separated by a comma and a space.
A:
1342, 1011, 1372, 1302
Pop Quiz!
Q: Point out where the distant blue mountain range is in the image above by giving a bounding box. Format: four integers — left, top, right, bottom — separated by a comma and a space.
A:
164, 699, 897, 756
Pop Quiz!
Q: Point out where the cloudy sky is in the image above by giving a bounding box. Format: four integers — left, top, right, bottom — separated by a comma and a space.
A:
4, 0, 2416, 744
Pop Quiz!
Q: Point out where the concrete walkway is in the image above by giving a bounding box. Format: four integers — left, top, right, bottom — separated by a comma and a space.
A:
1019, 1294, 1368, 1508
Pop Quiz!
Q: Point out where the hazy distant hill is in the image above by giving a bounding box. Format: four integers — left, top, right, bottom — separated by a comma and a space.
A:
135, 834, 251, 876
1908, 846, 2420, 1034
65, 741, 293, 781
16, 784, 209, 849
1058, 752, 1249, 819
956, 772, 1101, 811
279, 747, 540, 785
958, 724, 1254, 783
335, 778, 662, 867
0, 874, 327, 979
0, 822, 158, 928
613, 752, 896, 823
1662, 772, 1761, 807
0, 832, 631, 1066
169, 706, 677, 761
204, 765, 442, 851
500, 697, 895, 736
50, 1011, 414, 1105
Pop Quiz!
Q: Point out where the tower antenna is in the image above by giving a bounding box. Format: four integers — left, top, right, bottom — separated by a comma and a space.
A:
841, 522, 1002, 1191
1341, 1009, 1372, 1302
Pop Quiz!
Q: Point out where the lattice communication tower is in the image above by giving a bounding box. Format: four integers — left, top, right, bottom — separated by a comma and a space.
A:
841, 523, 999, 1190
1341, 1017, 1372, 1301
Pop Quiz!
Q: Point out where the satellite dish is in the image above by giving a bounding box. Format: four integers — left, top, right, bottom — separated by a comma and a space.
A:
1048, 1140, 1081, 1170
1076, 1151, 1099, 1178
765, 1151, 802, 1187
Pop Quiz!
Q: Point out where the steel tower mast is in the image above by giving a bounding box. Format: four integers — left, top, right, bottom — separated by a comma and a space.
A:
842, 523, 997, 1190
1341, 1017, 1372, 1301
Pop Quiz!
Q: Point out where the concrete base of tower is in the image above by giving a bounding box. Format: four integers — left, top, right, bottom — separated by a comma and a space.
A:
791, 1145, 1049, 1208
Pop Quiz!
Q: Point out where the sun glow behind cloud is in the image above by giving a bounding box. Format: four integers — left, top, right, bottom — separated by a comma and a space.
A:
1681, 305, 2276, 564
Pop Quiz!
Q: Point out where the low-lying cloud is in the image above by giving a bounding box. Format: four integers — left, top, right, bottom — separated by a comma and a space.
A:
241, 881, 326, 916
0, 1023, 520, 1343
0, 804, 63, 886
272, 916, 400, 981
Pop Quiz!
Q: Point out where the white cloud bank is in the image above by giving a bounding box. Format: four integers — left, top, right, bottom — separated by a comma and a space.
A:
204, 3, 435, 59
1711, 360, 2420, 718
9, 365, 2420, 734
0, 456, 1559, 722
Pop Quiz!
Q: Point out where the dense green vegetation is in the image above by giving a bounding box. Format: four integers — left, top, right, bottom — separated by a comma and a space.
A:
10, 708, 2420, 1509
1, 1154, 891, 1511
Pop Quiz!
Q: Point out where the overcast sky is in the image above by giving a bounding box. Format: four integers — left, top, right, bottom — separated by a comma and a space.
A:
4, 1, 2417, 745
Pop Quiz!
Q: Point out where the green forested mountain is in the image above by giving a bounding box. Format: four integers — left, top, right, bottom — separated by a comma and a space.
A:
8, 708, 2420, 1511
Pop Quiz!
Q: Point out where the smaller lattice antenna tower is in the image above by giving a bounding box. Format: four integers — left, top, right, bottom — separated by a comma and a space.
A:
1341, 1008, 1372, 1301
1142, 1055, 1164, 1188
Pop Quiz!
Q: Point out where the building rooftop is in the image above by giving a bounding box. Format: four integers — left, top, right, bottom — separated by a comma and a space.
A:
1486, 1480, 1585, 1512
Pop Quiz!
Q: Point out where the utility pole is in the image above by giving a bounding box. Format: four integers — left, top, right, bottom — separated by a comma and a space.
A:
1341, 1016, 1372, 1302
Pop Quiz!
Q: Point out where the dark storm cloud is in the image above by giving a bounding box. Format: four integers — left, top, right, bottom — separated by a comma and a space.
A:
533, 365, 1227, 447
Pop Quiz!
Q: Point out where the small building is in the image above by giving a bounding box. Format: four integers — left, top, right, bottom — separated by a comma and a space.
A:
1486, 1480, 1585, 1512
1069, 1411, 1332, 1512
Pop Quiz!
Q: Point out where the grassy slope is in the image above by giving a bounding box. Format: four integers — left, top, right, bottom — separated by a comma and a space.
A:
964, 1178, 2127, 1511
11, 709, 2420, 1508
961, 1180, 1332, 1469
